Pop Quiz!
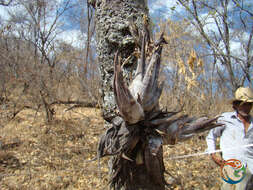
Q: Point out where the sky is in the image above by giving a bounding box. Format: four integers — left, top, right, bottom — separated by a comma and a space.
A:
0, 0, 252, 88
0, 4, 8, 20
148, 0, 184, 20
0, 0, 84, 48
0, 0, 180, 45
0, 0, 252, 55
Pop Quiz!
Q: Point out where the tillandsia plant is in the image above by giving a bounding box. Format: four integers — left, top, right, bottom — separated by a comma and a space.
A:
96, 29, 224, 190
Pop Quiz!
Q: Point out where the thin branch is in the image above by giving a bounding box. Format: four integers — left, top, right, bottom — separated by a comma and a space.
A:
84, 0, 93, 76
50, 100, 96, 107
0, 0, 12, 6
232, 0, 253, 17
241, 25, 253, 85
178, 0, 239, 90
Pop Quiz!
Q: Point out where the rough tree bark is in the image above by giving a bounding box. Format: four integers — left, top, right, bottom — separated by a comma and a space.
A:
92, 0, 148, 122
92, 0, 157, 189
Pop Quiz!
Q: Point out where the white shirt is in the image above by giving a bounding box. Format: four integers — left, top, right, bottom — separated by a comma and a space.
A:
206, 112, 253, 173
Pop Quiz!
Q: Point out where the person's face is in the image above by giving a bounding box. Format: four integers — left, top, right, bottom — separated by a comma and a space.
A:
236, 102, 253, 117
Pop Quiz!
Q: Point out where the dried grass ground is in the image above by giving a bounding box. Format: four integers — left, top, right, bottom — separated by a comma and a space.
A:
0, 106, 221, 190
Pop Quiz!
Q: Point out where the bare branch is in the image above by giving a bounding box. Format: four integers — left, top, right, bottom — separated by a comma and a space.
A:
177, 0, 248, 91
0, 0, 12, 6
241, 25, 253, 86
232, 0, 253, 17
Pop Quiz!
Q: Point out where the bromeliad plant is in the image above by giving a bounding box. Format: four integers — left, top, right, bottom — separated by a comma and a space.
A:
96, 30, 223, 189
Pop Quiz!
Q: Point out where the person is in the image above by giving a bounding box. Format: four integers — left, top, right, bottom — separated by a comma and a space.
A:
206, 87, 253, 190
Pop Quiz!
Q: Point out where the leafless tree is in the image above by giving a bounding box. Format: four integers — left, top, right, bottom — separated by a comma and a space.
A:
177, 0, 253, 92
0, 0, 98, 122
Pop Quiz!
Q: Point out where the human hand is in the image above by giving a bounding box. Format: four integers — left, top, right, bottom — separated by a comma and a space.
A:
210, 153, 225, 167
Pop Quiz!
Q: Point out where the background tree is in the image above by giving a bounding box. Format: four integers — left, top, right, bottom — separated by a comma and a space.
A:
0, 0, 99, 122
159, 18, 228, 116
5, 0, 76, 122
176, 0, 253, 92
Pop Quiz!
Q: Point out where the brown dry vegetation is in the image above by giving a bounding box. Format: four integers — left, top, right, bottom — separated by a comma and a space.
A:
0, 104, 230, 190
0, 1, 252, 189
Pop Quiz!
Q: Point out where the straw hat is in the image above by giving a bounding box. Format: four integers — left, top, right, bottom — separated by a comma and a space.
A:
229, 87, 253, 104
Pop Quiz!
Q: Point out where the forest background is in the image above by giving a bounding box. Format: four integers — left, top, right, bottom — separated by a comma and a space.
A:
0, 0, 252, 189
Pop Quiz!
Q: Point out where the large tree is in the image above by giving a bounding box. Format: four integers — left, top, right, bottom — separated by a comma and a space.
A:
91, 0, 223, 189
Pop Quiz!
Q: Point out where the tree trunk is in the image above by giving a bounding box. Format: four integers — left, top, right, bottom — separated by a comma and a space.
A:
92, 2, 224, 190
93, 0, 163, 189
94, 0, 148, 122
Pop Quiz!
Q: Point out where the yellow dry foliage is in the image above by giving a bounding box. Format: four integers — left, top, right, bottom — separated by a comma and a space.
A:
185, 75, 198, 91
178, 58, 186, 75
143, 14, 149, 26
201, 92, 206, 101
187, 50, 197, 73
177, 50, 205, 92
197, 59, 204, 70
